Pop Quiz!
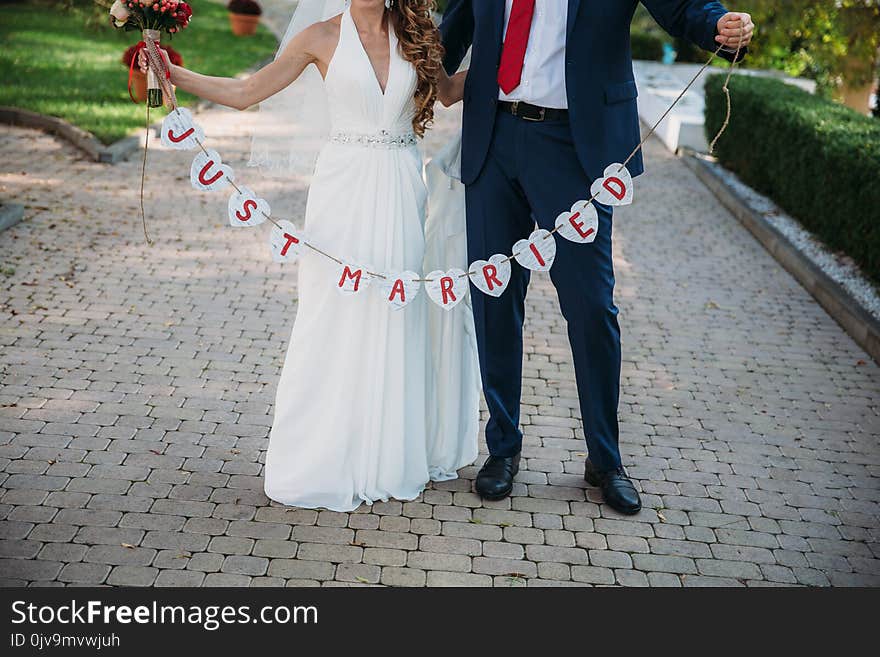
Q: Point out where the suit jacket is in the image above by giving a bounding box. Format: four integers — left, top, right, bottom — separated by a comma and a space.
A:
440, 0, 741, 185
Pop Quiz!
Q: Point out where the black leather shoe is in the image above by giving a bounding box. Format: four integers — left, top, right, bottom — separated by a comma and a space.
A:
475, 453, 521, 500
584, 460, 641, 515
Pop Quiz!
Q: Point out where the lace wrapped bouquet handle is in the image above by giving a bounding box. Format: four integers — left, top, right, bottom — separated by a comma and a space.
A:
108, 0, 194, 107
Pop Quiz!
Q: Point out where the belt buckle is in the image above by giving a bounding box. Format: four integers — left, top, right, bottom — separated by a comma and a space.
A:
522, 107, 545, 122
510, 100, 520, 117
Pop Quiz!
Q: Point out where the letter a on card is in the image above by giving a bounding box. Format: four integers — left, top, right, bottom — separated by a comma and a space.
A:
380, 271, 421, 310
590, 163, 633, 206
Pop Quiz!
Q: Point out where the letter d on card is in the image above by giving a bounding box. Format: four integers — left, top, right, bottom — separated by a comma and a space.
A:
590, 164, 633, 206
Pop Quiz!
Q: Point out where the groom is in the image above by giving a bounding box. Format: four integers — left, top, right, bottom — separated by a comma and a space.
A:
440, 1, 753, 513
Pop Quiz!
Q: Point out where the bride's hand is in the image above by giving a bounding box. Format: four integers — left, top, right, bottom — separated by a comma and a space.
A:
438, 69, 468, 107
137, 46, 171, 76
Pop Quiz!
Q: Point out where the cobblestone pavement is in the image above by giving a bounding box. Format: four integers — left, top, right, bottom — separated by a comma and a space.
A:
2, 48, 879, 586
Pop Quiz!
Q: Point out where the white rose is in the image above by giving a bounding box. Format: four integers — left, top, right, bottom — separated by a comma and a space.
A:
109, 1, 130, 27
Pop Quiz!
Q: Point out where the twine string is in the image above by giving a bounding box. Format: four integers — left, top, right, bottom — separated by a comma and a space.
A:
708, 25, 744, 153
139, 103, 153, 245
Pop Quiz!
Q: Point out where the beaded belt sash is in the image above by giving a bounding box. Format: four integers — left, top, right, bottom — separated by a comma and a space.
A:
329, 129, 418, 149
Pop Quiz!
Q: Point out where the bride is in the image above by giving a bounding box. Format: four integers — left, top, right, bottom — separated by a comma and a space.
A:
140, 0, 480, 511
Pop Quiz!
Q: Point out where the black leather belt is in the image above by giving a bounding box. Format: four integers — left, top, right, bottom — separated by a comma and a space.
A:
499, 100, 568, 122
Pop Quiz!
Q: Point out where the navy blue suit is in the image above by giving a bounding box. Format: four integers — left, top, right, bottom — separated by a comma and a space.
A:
441, 0, 737, 471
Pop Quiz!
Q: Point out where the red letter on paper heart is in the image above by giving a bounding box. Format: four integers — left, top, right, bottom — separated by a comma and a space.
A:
425, 269, 467, 311
380, 271, 421, 310
590, 163, 633, 206
555, 200, 598, 244
268, 220, 303, 263
228, 186, 269, 228
469, 254, 512, 297
160, 107, 204, 150
513, 229, 557, 272
190, 149, 233, 192
336, 264, 371, 295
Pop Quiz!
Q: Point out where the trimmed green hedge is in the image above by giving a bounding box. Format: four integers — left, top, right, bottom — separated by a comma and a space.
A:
631, 31, 664, 61
705, 74, 880, 285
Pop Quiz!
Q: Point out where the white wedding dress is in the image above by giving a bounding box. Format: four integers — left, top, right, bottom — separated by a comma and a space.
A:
264, 8, 480, 512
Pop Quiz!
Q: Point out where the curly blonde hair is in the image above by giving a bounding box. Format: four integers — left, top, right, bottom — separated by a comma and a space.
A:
388, 0, 444, 137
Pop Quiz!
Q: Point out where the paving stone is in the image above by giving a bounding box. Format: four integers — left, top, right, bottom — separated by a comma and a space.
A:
267, 559, 335, 581
253, 539, 298, 559
155, 570, 206, 586
336, 563, 381, 584
408, 552, 472, 573
355, 529, 418, 550
632, 554, 697, 574
58, 562, 111, 584
204, 573, 251, 587
426, 571, 492, 587
363, 547, 407, 567
222, 555, 268, 576
381, 567, 427, 587
106, 566, 158, 586
571, 565, 615, 585
420, 535, 481, 556
83, 545, 156, 567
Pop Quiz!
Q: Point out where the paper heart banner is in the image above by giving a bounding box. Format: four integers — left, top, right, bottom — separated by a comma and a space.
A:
469, 254, 512, 298
228, 186, 270, 228
425, 269, 468, 310
269, 220, 304, 263
190, 149, 233, 192
555, 200, 599, 244
149, 26, 746, 310
335, 263, 372, 295
160, 108, 204, 151
514, 229, 557, 272
590, 163, 633, 206
380, 271, 421, 310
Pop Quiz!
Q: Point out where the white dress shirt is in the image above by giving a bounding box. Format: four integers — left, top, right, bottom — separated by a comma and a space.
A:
498, 0, 569, 109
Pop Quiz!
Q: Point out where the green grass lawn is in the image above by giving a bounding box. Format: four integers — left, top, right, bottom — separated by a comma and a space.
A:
0, 1, 277, 144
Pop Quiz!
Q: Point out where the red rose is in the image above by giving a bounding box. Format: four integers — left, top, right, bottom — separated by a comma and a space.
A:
176, 2, 192, 25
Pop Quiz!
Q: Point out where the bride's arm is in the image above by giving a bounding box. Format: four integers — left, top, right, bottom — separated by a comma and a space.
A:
139, 23, 329, 111
437, 68, 467, 107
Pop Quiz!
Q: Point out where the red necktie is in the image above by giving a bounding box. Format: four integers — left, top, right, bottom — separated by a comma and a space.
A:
497, 0, 536, 94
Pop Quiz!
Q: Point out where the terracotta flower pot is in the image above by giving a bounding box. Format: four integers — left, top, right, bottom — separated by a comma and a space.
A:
229, 12, 260, 36
130, 69, 148, 103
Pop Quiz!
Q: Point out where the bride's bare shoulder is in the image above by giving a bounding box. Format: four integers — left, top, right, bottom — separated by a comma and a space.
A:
301, 15, 342, 45
297, 15, 342, 59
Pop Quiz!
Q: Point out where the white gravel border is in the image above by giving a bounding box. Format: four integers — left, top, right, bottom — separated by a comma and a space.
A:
704, 159, 880, 321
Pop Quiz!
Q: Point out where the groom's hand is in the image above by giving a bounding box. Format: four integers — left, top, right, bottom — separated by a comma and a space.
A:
715, 12, 754, 50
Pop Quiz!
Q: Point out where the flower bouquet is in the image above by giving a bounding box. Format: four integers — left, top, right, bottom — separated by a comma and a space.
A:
109, 0, 193, 108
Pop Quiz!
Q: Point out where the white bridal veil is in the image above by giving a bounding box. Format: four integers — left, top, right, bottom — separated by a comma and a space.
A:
247, 0, 348, 178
